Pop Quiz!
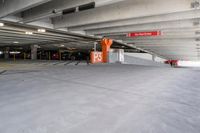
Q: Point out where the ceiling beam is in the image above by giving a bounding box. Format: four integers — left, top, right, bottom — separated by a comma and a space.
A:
124, 40, 197, 44
110, 35, 200, 40
86, 20, 197, 35
136, 46, 197, 49
53, 0, 194, 28
69, 10, 200, 31
0, 0, 51, 18
22, 0, 125, 23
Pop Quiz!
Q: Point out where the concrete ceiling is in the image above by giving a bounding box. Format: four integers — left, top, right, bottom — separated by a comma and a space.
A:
0, 0, 200, 60
0, 21, 100, 50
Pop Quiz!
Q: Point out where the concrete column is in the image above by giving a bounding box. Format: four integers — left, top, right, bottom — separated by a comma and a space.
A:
24, 52, 26, 60
4, 47, 10, 59
118, 49, 125, 63
31, 45, 38, 60
108, 49, 124, 64
94, 42, 97, 52
152, 54, 156, 62
48, 51, 51, 60
101, 38, 113, 63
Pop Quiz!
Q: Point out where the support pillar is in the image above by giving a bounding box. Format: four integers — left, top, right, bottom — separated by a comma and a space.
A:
24, 52, 26, 60
59, 50, 62, 61
4, 47, 10, 59
49, 52, 51, 60
101, 38, 113, 63
108, 49, 124, 63
118, 49, 125, 63
94, 42, 97, 51
39, 52, 42, 60
31, 45, 38, 60
13, 54, 16, 62
152, 54, 156, 62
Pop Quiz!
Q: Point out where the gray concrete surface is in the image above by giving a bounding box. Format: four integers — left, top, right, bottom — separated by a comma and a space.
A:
0, 61, 200, 133
124, 55, 168, 67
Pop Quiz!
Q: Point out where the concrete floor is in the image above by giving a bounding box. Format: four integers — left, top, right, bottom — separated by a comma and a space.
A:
0, 61, 200, 133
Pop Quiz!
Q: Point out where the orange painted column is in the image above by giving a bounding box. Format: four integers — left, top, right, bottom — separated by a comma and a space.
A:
101, 38, 113, 63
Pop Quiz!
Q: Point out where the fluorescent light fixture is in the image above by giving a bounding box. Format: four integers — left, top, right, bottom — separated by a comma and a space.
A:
10, 51, 21, 54
0, 22, 4, 27
68, 47, 76, 50
13, 41, 19, 44
96, 0, 124, 7
25, 31, 33, 35
38, 29, 46, 33
60, 44, 65, 47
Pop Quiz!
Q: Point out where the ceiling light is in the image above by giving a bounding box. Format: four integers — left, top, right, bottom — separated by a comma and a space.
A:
13, 41, 19, 44
60, 44, 65, 47
38, 29, 46, 33
25, 31, 33, 35
10, 51, 21, 54
0, 22, 4, 27
68, 48, 77, 50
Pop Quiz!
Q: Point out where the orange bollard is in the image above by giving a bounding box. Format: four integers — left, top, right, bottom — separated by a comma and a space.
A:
101, 38, 113, 63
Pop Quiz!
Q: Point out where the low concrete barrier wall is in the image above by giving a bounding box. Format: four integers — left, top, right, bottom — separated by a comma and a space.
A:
124, 55, 169, 67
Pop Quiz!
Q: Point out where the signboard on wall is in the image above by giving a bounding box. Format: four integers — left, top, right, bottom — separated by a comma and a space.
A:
90, 51, 102, 64
127, 31, 161, 37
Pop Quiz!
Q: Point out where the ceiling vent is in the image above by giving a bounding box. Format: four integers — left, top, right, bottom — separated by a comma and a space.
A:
195, 31, 200, 35
194, 21, 200, 26
191, 1, 200, 8
62, 2, 95, 15
196, 38, 200, 41
62, 8, 76, 15
79, 2, 95, 11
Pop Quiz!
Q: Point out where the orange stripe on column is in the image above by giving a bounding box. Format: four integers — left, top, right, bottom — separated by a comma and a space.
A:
101, 38, 113, 63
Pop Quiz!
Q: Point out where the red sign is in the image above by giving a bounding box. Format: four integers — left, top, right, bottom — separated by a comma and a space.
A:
127, 31, 161, 37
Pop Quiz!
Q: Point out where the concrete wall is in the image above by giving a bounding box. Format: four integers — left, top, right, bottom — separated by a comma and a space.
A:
125, 53, 166, 63
124, 53, 168, 67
